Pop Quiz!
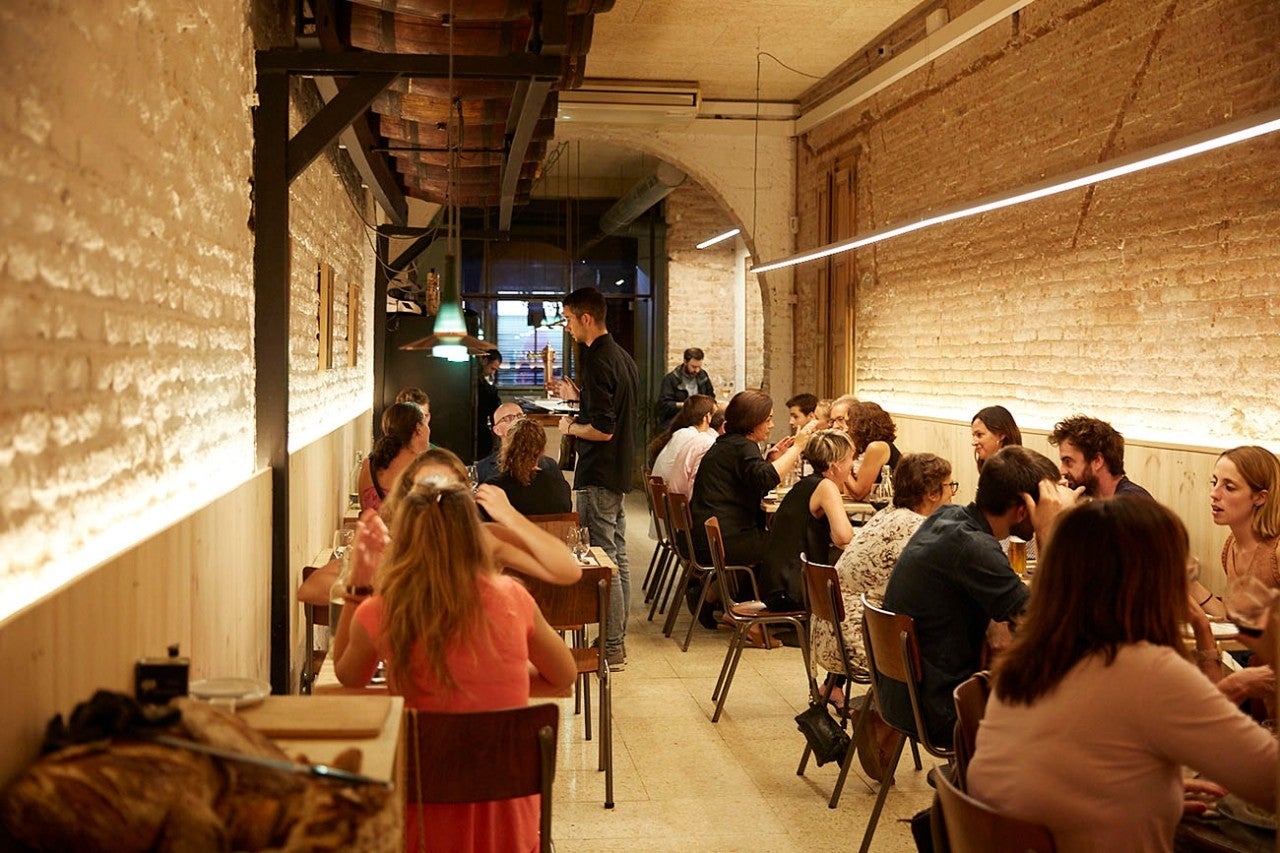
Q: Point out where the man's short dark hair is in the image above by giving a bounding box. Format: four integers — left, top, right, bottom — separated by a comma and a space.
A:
1048, 415, 1126, 476
563, 287, 607, 327
975, 446, 1061, 515
683, 347, 704, 362
786, 393, 818, 415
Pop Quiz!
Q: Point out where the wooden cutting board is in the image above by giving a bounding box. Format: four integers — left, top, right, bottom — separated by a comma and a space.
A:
238, 695, 392, 738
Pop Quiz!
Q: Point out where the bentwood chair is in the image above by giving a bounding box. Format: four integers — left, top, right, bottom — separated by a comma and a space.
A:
951, 671, 991, 792
518, 565, 615, 808
932, 764, 1056, 853
406, 704, 559, 853
857, 594, 955, 853
795, 557, 873, 807
706, 517, 809, 723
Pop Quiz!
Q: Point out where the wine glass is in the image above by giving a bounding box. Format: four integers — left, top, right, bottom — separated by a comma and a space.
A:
466, 464, 479, 490
573, 527, 591, 561
565, 526, 581, 554
332, 527, 354, 559
1224, 575, 1280, 638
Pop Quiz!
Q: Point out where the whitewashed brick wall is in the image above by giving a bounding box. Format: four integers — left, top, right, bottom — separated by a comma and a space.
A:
0, 0, 375, 611
795, 0, 1280, 448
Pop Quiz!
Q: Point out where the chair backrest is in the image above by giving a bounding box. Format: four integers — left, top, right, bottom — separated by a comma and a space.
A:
666, 491, 701, 566
704, 516, 751, 609
801, 557, 869, 683
406, 704, 559, 853
861, 593, 953, 759
646, 477, 674, 546
933, 764, 1056, 853
951, 671, 992, 791
525, 512, 580, 543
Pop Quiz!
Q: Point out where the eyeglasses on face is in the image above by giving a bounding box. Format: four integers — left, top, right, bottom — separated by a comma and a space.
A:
495, 413, 522, 426
947, 481, 960, 495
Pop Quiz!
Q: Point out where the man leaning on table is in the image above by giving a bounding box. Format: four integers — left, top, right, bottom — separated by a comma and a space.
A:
1049, 414, 1154, 499
879, 446, 1080, 747
553, 287, 640, 671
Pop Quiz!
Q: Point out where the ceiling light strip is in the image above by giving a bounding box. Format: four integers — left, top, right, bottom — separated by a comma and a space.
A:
696, 228, 741, 249
753, 106, 1280, 274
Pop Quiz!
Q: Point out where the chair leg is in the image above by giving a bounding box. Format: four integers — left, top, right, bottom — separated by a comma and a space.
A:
582, 670, 593, 742
602, 668, 614, 809
857, 733, 908, 853
646, 548, 674, 620
680, 572, 714, 652
656, 547, 680, 616
909, 737, 922, 770
829, 685, 875, 809
711, 627, 748, 722
661, 559, 695, 638
641, 543, 660, 597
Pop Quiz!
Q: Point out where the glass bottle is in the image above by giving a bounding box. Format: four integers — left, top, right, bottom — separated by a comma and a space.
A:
348, 450, 364, 509
327, 537, 352, 629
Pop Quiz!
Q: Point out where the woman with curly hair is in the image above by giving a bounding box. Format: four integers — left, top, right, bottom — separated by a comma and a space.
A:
490, 417, 572, 516
334, 475, 577, 853
843, 401, 901, 501
357, 401, 430, 512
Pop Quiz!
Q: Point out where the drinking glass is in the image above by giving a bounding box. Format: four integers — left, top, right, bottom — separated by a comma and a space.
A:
574, 527, 591, 561
466, 464, 479, 489
1224, 575, 1280, 638
564, 526, 581, 553
332, 528, 354, 559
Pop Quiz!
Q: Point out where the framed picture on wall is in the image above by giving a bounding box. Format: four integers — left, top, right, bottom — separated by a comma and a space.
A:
317, 262, 334, 370
347, 280, 359, 367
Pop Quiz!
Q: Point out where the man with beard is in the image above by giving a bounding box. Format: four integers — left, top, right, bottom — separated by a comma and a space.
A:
879, 446, 1079, 747
1048, 414, 1154, 500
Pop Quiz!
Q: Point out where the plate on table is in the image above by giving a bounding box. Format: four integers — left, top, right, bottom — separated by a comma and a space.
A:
1217, 793, 1277, 830
189, 677, 271, 709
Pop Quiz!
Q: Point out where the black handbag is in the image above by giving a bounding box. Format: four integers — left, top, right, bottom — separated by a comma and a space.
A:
794, 702, 850, 767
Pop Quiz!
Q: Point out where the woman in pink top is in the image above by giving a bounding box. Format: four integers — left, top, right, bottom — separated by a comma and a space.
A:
333, 474, 577, 853
967, 498, 1277, 853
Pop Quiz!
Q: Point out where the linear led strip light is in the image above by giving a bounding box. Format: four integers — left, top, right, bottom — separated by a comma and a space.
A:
752, 106, 1280, 274
696, 228, 741, 249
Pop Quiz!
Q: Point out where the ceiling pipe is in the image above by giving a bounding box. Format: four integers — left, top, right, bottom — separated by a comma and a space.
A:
577, 161, 685, 257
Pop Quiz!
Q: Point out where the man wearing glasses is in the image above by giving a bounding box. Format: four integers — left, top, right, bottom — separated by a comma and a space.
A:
474, 403, 556, 484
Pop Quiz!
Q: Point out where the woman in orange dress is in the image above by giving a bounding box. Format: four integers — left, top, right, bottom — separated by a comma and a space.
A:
333, 472, 577, 853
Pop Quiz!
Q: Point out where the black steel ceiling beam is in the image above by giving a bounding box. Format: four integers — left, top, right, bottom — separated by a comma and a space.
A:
287, 71, 399, 182
499, 78, 553, 230
257, 50, 564, 80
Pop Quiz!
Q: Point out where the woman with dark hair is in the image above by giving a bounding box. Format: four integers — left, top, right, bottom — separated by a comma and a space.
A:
490, 417, 571, 516
812, 453, 954, 676
759, 430, 858, 611
333, 476, 577, 853
650, 394, 717, 477
843, 401, 901, 501
971, 405, 1023, 471
358, 401, 430, 512
690, 390, 806, 567
967, 498, 1277, 852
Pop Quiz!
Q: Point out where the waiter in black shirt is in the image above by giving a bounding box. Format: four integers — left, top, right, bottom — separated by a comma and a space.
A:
553, 287, 640, 671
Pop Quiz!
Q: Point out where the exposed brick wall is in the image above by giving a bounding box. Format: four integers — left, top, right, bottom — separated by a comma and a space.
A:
794, 0, 1280, 447
0, 0, 375, 607
664, 182, 764, 397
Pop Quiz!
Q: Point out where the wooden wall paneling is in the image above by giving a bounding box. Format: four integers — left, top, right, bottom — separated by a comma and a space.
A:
0, 470, 273, 789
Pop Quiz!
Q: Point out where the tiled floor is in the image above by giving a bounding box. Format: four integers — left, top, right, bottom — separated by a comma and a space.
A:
544, 494, 940, 852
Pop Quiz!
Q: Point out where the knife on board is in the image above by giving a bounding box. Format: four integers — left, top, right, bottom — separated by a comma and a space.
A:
140, 733, 393, 789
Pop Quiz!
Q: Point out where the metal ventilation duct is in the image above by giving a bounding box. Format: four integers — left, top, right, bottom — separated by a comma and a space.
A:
598, 161, 686, 235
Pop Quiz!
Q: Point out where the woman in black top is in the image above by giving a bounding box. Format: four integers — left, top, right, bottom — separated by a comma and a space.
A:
759, 429, 858, 611
490, 417, 571, 516
690, 390, 807, 566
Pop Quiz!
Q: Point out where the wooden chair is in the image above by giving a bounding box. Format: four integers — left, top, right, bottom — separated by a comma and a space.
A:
662, 492, 745, 650
517, 565, 615, 808
856, 593, 956, 853
933, 763, 1056, 853
297, 556, 340, 694
406, 704, 559, 853
525, 511, 580, 544
643, 476, 680, 621
795, 557, 872, 807
705, 517, 808, 723
951, 671, 991, 792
